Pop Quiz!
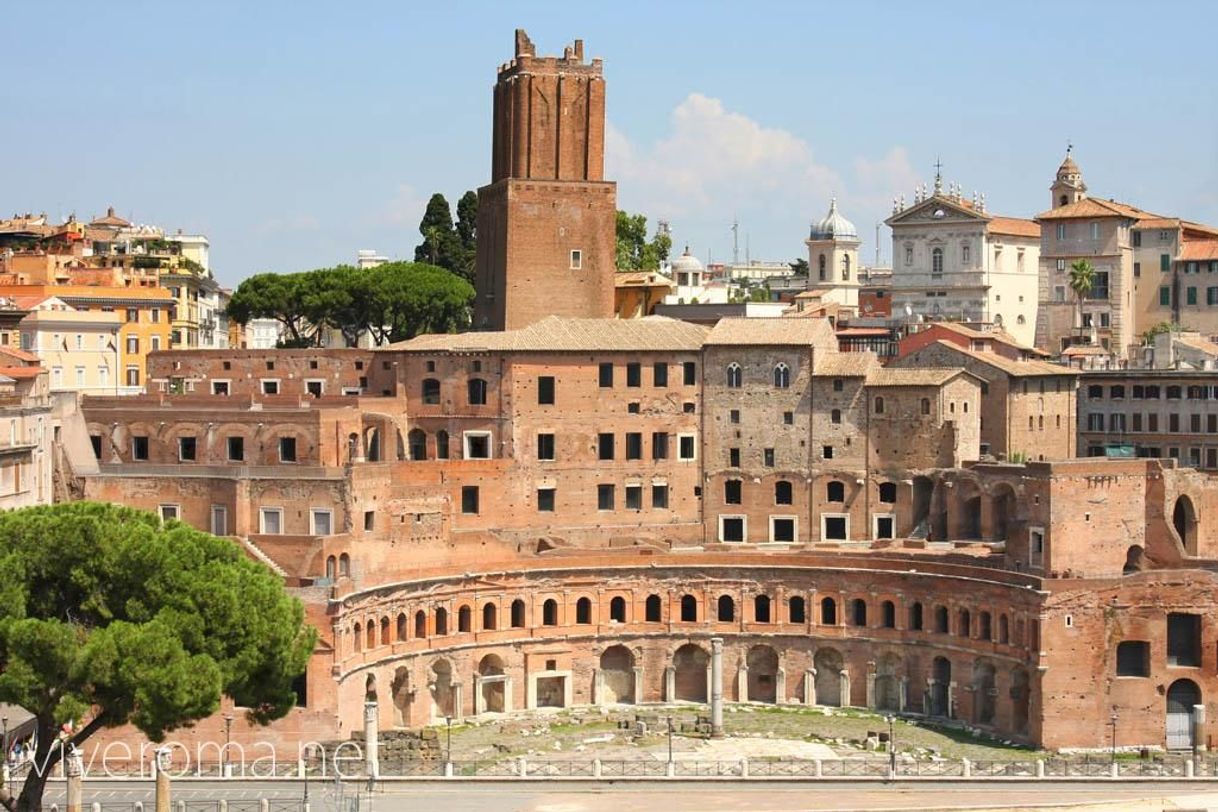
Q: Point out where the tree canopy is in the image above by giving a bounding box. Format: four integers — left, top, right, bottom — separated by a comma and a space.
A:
0, 502, 315, 812
1068, 259, 1096, 331
414, 192, 477, 283
225, 262, 474, 347
615, 211, 672, 272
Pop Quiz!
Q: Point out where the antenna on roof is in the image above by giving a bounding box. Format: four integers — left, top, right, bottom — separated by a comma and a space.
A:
731, 217, 739, 266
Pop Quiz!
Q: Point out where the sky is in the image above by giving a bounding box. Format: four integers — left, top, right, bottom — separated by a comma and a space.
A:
3, 0, 1217, 288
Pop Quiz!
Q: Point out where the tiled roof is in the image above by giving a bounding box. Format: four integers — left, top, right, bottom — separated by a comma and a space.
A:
1136, 217, 1180, 230
704, 317, 837, 347
0, 366, 42, 379
987, 216, 1040, 239
0, 346, 41, 364
390, 315, 709, 353
1035, 198, 1156, 221
614, 271, 673, 287
1182, 221, 1218, 239
1181, 240, 1218, 262
919, 340, 1077, 378
925, 321, 1049, 356
1060, 344, 1110, 356
868, 367, 966, 387
1173, 334, 1218, 355
812, 352, 880, 377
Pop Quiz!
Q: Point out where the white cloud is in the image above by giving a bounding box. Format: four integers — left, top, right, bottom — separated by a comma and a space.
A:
606, 93, 918, 261
380, 182, 428, 228
254, 214, 320, 235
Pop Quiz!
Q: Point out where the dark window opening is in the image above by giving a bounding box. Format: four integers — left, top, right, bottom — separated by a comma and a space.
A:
1116, 641, 1150, 677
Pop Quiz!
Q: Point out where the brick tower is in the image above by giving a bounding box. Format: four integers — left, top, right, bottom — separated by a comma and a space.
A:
473, 29, 617, 330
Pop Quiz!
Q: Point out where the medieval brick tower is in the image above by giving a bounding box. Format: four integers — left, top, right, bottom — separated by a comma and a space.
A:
473, 29, 617, 330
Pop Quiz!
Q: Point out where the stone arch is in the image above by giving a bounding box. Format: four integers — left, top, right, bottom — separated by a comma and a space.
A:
408, 428, 427, 461
972, 659, 997, 726
575, 596, 593, 624
680, 594, 698, 622
813, 648, 843, 706
353, 621, 362, 653
511, 599, 526, 628
435, 606, 448, 636
396, 612, 407, 642
959, 482, 982, 539
435, 430, 450, 460
430, 659, 455, 718
717, 594, 735, 622
881, 600, 896, 628
1010, 667, 1030, 735
1124, 544, 1147, 574
599, 645, 635, 704
875, 652, 902, 712
1167, 679, 1202, 749
821, 596, 837, 625
673, 643, 709, 702
390, 666, 411, 727
789, 596, 806, 623
477, 654, 506, 714
1173, 496, 1198, 555
645, 594, 662, 622
746, 645, 779, 703
542, 599, 558, 626
339, 553, 350, 576
754, 594, 772, 623
414, 609, 426, 638
365, 620, 376, 649
609, 596, 627, 623
931, 656, 952, 717
909, 601, 924, 630
364, 427, 381, 462
457, 604, 472, 633
379, 616, 390, 646
482, 602, 497, 631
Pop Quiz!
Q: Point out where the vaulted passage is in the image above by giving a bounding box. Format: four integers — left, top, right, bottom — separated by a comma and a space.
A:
746, 645, 779, 703
673, 643, 708, 703
599, 645, 635, 704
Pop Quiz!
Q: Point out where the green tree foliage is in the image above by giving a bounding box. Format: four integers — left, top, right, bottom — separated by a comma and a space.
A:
1068, 259, 1096, 330
225, 263, 474, 347
1142, 321, 1175, 344
0, 503, 314, 812
615, 211, 671, 271
413, 192, 476, 283
789, 258, 809, 276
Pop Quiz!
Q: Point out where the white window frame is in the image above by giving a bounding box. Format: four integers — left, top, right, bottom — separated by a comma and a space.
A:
569, 249, 583, 270
820, 512, 850, 541
341, 387, 362, 396
873, 513, 896, 540
718, 514, 747, 543
310, 508, 334, 536
211, 379, 231, 396
1028, 526, 1045, 570
769, 515, 798, 544
260, 378, 281, 395
463, 430, 493, 460
158, 504, 180, 522
259, 507, 285, 535
304, 378, 326, 396
210, 504, 228, 536
677, 432, 697, 461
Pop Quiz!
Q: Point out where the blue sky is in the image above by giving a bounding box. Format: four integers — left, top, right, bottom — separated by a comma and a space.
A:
4, 0, 1216, 286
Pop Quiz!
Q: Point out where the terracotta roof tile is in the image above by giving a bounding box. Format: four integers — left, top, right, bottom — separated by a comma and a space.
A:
705, 317, 837, 347
812, 352, 880, 377
1036, 198, 1157, 221
0, 366, 42, 379
1181, 240, 1218, 262
915, 340, 1077, 378
614, 271, 673, 287
986, 216, 1040, 239
867, 367, 966, 387
390, 316, 708, 353
0, 346, 41, 364
1135, 217, 1181, 230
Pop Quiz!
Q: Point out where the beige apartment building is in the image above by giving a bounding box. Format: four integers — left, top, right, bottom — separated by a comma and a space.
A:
19, 298, 124, 393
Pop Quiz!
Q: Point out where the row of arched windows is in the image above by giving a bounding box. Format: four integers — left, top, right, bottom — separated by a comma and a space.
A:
726, 363, 791, 389
405, 428, 450, 461
344, 591, 1033, 655
874, 396, 933, 416
420, 378, 488, 406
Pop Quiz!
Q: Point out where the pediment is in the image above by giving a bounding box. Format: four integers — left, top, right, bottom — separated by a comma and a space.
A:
886, 196, 988, 227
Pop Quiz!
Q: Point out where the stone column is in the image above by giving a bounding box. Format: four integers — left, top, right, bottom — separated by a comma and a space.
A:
473, 675, 485, 716
839, 669, 851, 708
865, 663, 877, 710
364, 700, 379, 778
1195, 704, 1208, 753
453, 682, 465, 722
504, 676, 514, 713
736, 664, 749, 703
710, 637, 725, 738
924, 679, 934, 716
633, 666, 645, 704
593, 668, 605, 707
898, 676, 909, 713
65, 747, 83, 812
947, 681, 956, 720
776, 667, 787, 705
804, 669, 817, 706
664, 666, 675, 702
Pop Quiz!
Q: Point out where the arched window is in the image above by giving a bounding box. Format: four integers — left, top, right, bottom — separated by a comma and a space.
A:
841, 254, 851, 280
575, 597, 592, 624
934, 605, 949, 633
726, 363, 742, 388
818, 254, 826, 281
850, 598, 867, 627
435, 606, 448, 636
457, 605, 472, 633
366, 622, 375, 649
979, 611, 992, 640
680, 594, 698, 622
609, 596, 626, 623
920, 398, 930, 415
542, 599, 558, 626
717, 595, 735, 622
775, 480, 793, 505
962, 243, 971, 264
874, 396, 885, 414
645, 594, 662, 622
826, 480, 845, 502
435, 430, 450, 460
754, 594, 771, 623
773, 363, 790, 389
408, 428, 427, 461
467, 378, 488, 406
881, 601, 896, 629
482, 602, 497, 631
879, 482, 897, 503
820, 597, 837, 625
421, 379, 440, 405
998, 614, 1009, 644
353, 622, 362, 652
511, 599, 526, 628
909, 601, 924, 631
958, 608, 971, 638
325, 556, 336, 579
396, 613, 407, 641
338, 553, 350, 577
789, 596, 806, 623
414, 609, 426, 638
379, 617, 390, 646
932, 247, 944, 274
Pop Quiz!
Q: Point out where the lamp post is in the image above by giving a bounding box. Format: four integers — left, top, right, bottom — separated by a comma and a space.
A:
3, 716, 9, 796
887, 715, 897, 777
222, 714, 233, 777
667, 716, 674, 764
445, 715, 452, 767
1109, 708, 1119, 765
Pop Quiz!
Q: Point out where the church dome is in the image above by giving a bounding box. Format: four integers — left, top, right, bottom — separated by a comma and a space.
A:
809, 198, 857, 241
1057, 148, 1081, 179
670, 246, 704, 274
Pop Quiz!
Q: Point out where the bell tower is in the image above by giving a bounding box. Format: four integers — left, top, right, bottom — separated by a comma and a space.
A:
1050, 145, 1087, 209
473, 29, 617, 330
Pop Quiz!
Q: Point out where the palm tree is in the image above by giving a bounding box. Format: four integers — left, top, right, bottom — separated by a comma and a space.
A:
1068, 259, 1096, 337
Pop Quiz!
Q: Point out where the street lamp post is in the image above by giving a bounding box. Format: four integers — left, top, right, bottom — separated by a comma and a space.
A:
887, 715, 897, 777
3, 716, 9, 796
445, 715, 452, 768
667, 716, 674, 764
1109, 708, 1119, 765
222, 714, 233, 777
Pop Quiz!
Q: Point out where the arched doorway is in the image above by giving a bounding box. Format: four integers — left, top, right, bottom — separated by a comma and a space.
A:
961, 489, 982, 539
746, 645, 779, 703
477, 654, 506, 714
1010, 667, 1030, 735
430, 659, 454, 718
599, 645, 635, 704
673, 644, 708, 702
931, 657, 952, 717
391, 667, 411, 727
972, 660, 997, 726
813, 648, 843, 707
875, 653, 901, 712
1167, 679, 1201, 749
1124, 545, 1146, 574
992, 485, 1017, 541
1173, 496, 1199, 555
911, 476, 934, 538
